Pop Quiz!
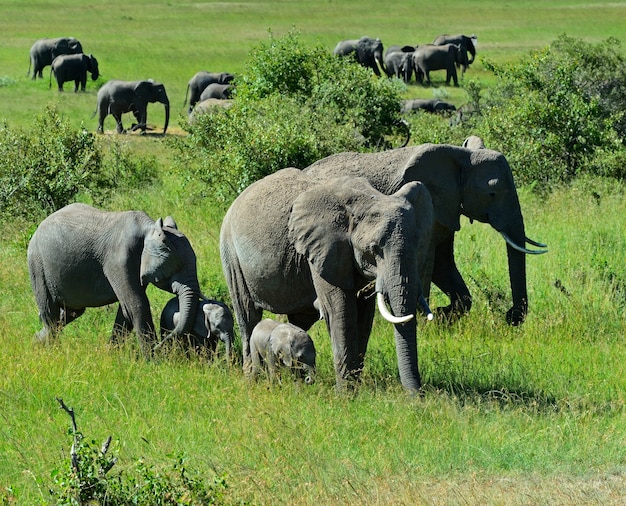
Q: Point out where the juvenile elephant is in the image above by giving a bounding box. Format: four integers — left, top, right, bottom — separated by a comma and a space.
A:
199, 83, 234, 101
28, 37, 82, 79
50, 53, 99, 92
250, 319, 316, 384
160, 297, 234, 360
184, 71, 235, 113
401, 99, 456, 114
27, 203, 202, 356
413, 43, 469, 86
384, 45, 416, 82
433, 34, 477, 74
334, 36, 387, 76
95, 79, 170, 134
221, 168, 434, 391
305, 144, 548, 326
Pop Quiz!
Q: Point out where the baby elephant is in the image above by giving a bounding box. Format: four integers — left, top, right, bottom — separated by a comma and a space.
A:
250, 319, 316, 384
160, 297, 234, 360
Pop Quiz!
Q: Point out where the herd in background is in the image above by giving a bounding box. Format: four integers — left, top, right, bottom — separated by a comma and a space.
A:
28, 32, 477, 135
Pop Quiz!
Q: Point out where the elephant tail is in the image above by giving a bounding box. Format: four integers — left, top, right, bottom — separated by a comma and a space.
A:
183, 83, 190, 107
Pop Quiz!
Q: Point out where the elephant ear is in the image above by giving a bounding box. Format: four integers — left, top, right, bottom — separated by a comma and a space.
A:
288, 186, 354, 291
270, 326, 293, 367
163, 216, 178, 230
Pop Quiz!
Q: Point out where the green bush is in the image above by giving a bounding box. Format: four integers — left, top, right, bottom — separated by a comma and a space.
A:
177, 30, 407, 200
477, 35, 626, 186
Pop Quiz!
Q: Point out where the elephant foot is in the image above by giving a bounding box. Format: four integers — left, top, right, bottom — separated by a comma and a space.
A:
506, 306, 527, 326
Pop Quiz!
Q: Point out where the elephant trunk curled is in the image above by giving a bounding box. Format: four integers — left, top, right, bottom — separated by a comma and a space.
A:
165, 278, 200, 340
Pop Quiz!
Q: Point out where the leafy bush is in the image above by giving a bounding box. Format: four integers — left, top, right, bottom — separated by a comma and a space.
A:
0, 107, 157, 218
177, 30, 406, 200
477, 35, 626, 186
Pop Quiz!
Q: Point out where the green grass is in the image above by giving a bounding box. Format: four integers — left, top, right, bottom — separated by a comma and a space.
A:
1, 1, 626, 504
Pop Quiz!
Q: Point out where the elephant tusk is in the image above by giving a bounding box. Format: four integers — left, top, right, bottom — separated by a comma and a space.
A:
501, 232, 548, 255
418, 295, 434, 321
376, 292, 414, 324
525, 236, 548, 248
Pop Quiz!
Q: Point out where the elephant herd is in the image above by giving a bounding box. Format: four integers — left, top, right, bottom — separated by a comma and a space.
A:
27, 135, 548, 392
334, 33, 477, 87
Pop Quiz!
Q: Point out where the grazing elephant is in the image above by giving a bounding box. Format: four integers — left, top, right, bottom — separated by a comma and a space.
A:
334, 36, 387, 76
95, 79, 170, 134
433, 34, 477, 73
250, 319, 316, 384
305, 144, 548, 326
184, 71, 235, 113
199, 83, 234, 101
384, 45, 417, 82
160, 297, 234, 360
50, 53, 99, 92
220, 168, 435, 391
27, 203, 202, 356
413, 43, 469, 86
401, 99, 456, 114
28, 37, 83, 79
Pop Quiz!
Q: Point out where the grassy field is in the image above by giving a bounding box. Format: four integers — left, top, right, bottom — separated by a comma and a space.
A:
1, 1, 626, 504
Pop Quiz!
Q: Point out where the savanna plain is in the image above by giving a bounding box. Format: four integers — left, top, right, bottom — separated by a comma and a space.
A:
1, 1, 626, 504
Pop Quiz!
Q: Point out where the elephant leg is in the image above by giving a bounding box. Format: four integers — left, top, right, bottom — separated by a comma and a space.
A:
355, 291, 376, 375
431, 234, 472, 320
111, 304, 133, 343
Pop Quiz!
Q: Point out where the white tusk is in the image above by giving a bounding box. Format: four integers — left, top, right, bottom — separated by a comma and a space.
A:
418, 295, 434, 321
525, 236, 548, 248
376, 292, 414, 324
501, 232, 548, 255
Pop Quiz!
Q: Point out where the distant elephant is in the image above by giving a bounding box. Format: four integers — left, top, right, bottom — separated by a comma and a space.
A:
250, 318, 316, 384
50, 53, 99, 92
305, 144, 548, 326
401, 99, 456, 114
433, 34, 477, 74
28, 37, 83, 79
199, 83, 234, 101
413, 43, 469, 86
188, 98, 233, 124
462, 135, 486, 149
95, 79, 170, 134
334, 36, 387, 77
160, 297, 234, 360
184, 71, 235, 113
27, 203, 202, 356
221, 168, 434, 391
384, 45, 416, 82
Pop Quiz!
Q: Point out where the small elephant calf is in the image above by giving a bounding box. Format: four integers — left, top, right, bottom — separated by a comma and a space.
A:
250, 319, 316, 384
160, 297, 234, 360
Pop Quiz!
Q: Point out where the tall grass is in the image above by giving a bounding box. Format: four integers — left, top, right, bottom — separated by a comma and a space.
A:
1, 1, 626, 504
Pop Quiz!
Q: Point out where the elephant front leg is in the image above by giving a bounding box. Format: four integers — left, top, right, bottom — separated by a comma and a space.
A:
111, 304, 133, 344
431, 234, 472, 320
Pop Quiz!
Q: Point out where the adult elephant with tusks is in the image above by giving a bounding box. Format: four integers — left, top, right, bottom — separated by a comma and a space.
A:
28, 37, 83, 79
334, 36, 387, 76
95, 79, 169, 134
433, 34, 477, 74
27, 203, 203, 357
305, 143, 548, 326
221, 168, 435, 392
50, 53, 99, 92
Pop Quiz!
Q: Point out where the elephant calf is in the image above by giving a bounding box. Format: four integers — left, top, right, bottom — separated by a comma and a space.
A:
250, 319, 316, 384
50, 53, 99, 92
160, 297, 234, 360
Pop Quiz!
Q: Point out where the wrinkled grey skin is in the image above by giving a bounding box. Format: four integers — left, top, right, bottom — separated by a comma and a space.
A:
188, 98, 233, 124
50, 53, 99, 92
384, 45, 416, 82
199, 83, 234, 101
413, 43, 469, 86
334, 36, 387, 76
184, 71, 235, 113
250, 319, 316, 384
433, 34, 477, 73
220, 168, 434, 391
28, 37, 82, 79
402, 99, 456, 114
95, 79, 170, 134
305, 144, 547, 326
27, 203, 202, 356
160, 297, 233, 360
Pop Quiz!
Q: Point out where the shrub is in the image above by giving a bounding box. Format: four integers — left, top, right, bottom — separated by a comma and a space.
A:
477, 35, 626, 186
177, 30, 406, 200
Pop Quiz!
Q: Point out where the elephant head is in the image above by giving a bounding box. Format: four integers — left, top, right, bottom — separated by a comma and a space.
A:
87, 54, 99, 80
270, 323, 316, 385
288, 176, 434, 390
136, 80, 170, 134
141, 217, 200, 340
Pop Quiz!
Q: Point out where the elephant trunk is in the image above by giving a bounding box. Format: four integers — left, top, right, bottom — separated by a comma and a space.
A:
167, 279, 200, 339
162, 102, 170, 135
303, 364, 316, 385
